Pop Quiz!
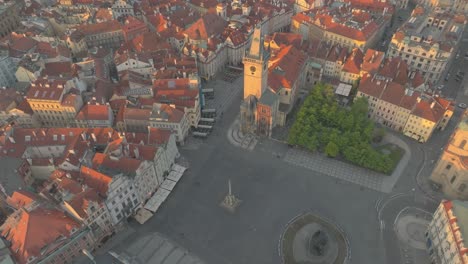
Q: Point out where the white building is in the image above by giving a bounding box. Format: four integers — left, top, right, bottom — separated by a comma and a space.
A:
148, 103, 190, 144
426, 200, 468, 264
111, 0, 134, 19
387, 9, 466, 84
85, 161, 140, 225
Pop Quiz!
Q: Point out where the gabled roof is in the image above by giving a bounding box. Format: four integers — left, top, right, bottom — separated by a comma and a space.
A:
67, 188, 103, 219
183, 13, 227, 40
342, 48, 364, 74
75, 104, 110, 121
268, 45, 308, 92
1, 207, 80, 264
361, 49, 385, 74
6, 191, 38, 210
75, 20, 122, 36
80, 166, 112, 197
92, 152, 142, 175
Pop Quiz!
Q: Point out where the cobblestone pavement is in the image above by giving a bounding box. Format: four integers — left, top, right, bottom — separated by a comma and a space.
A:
203, 77, 243, 115
284, 148, 385, 192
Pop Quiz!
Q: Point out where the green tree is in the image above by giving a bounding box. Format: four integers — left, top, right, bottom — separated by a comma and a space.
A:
325, 141, 339, 157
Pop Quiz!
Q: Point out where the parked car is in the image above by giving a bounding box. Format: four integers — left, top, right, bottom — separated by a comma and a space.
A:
445, 73, 450, 81
437, 84, 444, 90
458, 103, 467, 109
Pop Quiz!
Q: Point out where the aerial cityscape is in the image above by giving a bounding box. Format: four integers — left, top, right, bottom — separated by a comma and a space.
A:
0, 0, 467, 263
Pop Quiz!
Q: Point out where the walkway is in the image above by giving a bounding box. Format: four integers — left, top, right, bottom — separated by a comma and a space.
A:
283, 132, 411, 193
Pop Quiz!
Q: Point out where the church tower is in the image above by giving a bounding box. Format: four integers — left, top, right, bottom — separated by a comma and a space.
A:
243, 26, 270, 100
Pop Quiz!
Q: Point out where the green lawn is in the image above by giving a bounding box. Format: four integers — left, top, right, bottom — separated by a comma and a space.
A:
375, 143, 404, 173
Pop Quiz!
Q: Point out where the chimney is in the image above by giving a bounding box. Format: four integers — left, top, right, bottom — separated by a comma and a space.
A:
430, 101, 436, 108
417, 97, 421, 103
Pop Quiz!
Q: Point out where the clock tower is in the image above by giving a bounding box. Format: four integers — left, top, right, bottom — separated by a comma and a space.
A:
243, 26, 270, 100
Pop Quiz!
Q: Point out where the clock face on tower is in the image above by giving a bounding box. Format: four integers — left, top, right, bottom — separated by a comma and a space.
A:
250, 66, 256, 75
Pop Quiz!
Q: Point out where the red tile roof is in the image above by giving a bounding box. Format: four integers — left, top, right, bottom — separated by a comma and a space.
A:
2, 207, 80, 264
80, 166, 112, 197
26, 79, 67, 101
183, 13, 227, 40
75, 103, 110, 121
380, 82, 405, 106
361, 49, 385, 74
342, 48, 364, 74
124, 107, 151, 121
293, 8, 381, 41
268, 32, 303, 49
42, 61, 73, 78
67, 188, 103, 219
76, 20, 122, 36
6, 191, 38, 210
95, 8, 113, 22
92, 152, 143, 174
268, 45, 308, 92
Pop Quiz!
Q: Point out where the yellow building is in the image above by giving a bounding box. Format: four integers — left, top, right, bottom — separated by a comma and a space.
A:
243, 28, 270, 100
357, 75, 453, 142
431, 111, 468, 200
241, 28, 308, 136
26, 79, 83, 127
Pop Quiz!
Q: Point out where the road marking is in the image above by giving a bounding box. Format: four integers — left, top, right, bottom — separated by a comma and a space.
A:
380, 220, 385, 230
378, 193, 409, 221
375, 196, 383, 211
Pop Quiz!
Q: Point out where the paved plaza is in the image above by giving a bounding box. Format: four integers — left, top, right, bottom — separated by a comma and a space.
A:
203, 77, 243, 114
394, 207, 432, 264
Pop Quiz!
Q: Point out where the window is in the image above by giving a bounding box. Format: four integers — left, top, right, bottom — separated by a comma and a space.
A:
450, 175, 456, 184
459, 184, 466, 192
460, 140, 467, 149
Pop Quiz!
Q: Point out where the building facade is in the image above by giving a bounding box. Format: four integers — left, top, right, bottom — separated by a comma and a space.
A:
431, 111, 468, 200
357, 74, 453, 142
426, 200, 468, 264
0, 56, 16, 88
0, 1, 21, 38
26, 79, 84, 127
387, 8, 466, 84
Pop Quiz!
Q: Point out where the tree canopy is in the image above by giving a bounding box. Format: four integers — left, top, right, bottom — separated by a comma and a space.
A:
288, 83, 393, 174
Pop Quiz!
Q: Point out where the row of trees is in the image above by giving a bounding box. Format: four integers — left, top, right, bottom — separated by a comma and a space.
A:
288, 83, 394, 174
